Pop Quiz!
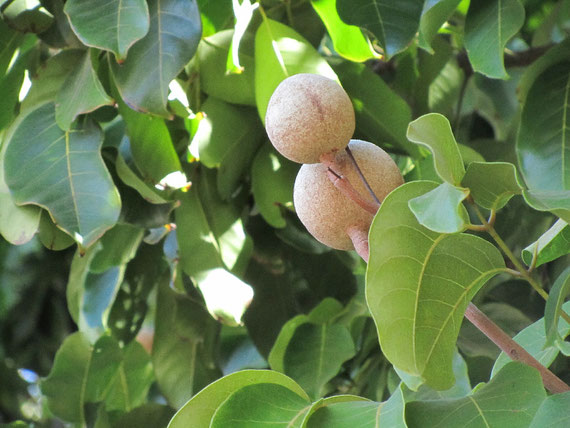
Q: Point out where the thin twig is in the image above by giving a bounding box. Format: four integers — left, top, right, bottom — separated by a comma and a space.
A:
345, 146, 381, 205
327, 168, 379, 215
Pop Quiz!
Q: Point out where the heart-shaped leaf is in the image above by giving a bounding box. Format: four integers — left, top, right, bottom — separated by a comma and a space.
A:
406, 362, 546, 428
367, 181, 505, 389
522, 219, 570, 267
464, 0, 525, 79
462, 161, 523, 211
336, 0, 424, 58
4, 103, 121, 247
64, 0, 149, 61
111, 0, 201, 117
407, 113, 465, 185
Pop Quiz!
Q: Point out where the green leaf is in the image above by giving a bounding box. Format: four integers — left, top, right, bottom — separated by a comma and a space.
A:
310, 0, 376, 62
117, 97, 182, 183
84, 335, 123, 403
518, 62, 570, 196
210, 383, 311, 428
332, 61, 419, 157
4, 103, 121, 248
82, 266, 124, 336
408, 181, 470, 233
0, 40, 31, 130
111, 404, 175, 428
41, 332, 92, 424
197, 0, 233, 38
544, 267, 570, 350
0, 131, 41, 245
55, 50, 113, 130
522, 190, 570, 223
251, 144, 298, 228
111, 0, 201, 117
191, 97, 264, 199
90, 223, 144, 273
407, 113, 465, 185
307, 400, 379, 428
336, 0, 424, 58
38, 210, 75, 250
64, 0, 149, 61
522, 219, 570, 267
195, 29, 256, 106
418, 0, 461, 53
367, 181, 505, 389
0, 19, 25, 75
529, 391, 570, 428
492, 301, 570, 376
169, 370, 309, 427
152, 278, 221, 408
406, 362, 546, 428
67, 245, 100, 324
462, 162, 523, 211
254, 18, 337, 121
464, 0, 525, 79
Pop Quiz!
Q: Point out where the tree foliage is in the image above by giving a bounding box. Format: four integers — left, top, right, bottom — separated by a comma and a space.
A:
1, 0, 570, 426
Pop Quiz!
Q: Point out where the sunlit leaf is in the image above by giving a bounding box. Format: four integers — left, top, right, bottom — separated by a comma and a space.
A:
64, 0, 149, 61
464, 0, 525, 79
4, 103, 121, 247
336, 0, 424, 58
111, 0, 201, 116
367, 181, 505, 389
462, 162, 523, 211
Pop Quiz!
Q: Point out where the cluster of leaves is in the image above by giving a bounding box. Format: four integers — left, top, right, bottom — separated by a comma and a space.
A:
1, 0, 570, 426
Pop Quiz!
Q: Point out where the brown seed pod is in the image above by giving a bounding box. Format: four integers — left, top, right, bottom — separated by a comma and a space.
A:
265, 73, 355, 164
293, 139, 404, 250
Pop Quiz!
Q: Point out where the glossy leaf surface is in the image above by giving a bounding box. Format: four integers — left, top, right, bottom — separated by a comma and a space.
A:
336, 0, 424, 57
367, 181, 505, 389
112, 0, 201, 116
4, 103, 121, 247
522, 219, 570, 267
464, 0, 525, 79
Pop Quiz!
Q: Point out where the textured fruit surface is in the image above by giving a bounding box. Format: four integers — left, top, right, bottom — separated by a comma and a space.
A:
265, 73, 355, 164
294, 140, 404, 250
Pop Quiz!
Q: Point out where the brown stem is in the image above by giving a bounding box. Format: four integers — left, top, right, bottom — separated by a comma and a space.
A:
351, 232, 570, 394
464, 303, 570, 394
326, 168, 379, 215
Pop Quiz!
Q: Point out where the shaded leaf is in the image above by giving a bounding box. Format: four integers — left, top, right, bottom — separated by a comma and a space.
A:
333, 61, 419, 156
210, 383, 311, 428
462, 162, 523, 211
464, 0, 525, 79
529, 391, 570, 428
38, 210, 75, 250
367, 181, 505, 389
251, 144, 298, 228
522, 190, 570, 223
191, 97, 264, 198
64, 0, 149, 61
406, 362, 545, 428
254, 18, 337, 120
111, 0, 201, 116
522, 219, 570, 267
408, 181, 469, 233
152, 277, 221, 408
407, 113, 465, 185
518, 61, 570, 192
0, 20, 25, 75
195, 29, 256, 106
311, 0, 376, 62
336, 0, 424, 58
111, 404, 175, 428
55, 50, 113, 130
90, 224, 144, 273
40, 332, 92, 424
4, 103, 121, 247
197, 0, 233, 37
305, 395, 378, 428
418, 0, 461, 53
169, 370, 309, 427
544, 267, 570, 350
492, 301, 570, 376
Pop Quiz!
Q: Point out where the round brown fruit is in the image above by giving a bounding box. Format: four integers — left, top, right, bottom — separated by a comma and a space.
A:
265, 73, 355, 164
293, 139, 404, 250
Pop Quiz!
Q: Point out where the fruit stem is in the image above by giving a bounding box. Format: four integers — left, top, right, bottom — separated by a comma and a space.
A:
345, 146, 381, 205
326, 168, 379, 215
353, 235, 570, 394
